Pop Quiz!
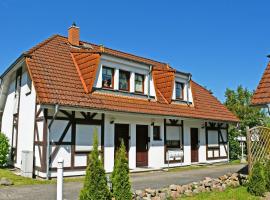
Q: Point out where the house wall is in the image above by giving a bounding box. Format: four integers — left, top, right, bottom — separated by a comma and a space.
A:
15, 69, 36, 168
32, 110, 228, 178
1, 65, 36, 168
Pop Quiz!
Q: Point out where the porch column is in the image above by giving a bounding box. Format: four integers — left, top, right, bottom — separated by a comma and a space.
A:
129, 123, 136, 169
104, 116, 114, 172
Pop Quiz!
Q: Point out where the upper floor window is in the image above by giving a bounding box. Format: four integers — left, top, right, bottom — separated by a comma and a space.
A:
176, 82, 184, 100
102, 67, 114, 88
135, 73, 144, 93
119, 70, 130, 91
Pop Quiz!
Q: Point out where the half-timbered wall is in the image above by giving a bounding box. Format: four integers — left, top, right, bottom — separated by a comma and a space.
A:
34, 108, 104, 177
205, 122, 228, 160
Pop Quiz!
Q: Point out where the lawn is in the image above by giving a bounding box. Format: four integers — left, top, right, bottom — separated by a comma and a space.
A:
181, 187, 259, 200
169, 160, 242, 172
0, 168, 84, 187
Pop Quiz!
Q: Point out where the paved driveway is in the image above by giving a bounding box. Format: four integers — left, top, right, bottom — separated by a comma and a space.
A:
0, 164, 246, 200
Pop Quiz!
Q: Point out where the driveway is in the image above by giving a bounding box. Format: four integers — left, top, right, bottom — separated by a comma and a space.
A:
0, 164, 246, 200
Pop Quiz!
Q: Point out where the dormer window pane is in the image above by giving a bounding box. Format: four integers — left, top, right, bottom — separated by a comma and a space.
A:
135, 74, 144, 93
176, 82, 183, 100
102, 67, 113, 88
119, 70, 130, 91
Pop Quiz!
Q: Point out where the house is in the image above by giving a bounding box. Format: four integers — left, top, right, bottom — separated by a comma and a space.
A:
252, 59, 270, 110
0, 24, 238, 178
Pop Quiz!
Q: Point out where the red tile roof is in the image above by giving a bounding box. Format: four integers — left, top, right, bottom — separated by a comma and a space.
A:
152, 66, 176, 104
252, 62, 270, 106
24, 35, 238, 122
71, 52, 100, 93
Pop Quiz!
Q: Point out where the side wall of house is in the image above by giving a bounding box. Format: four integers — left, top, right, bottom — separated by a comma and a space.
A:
1, 65, 36, 169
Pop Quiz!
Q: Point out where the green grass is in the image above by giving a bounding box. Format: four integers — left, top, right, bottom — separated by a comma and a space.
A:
168, 160, 242, 172
0, 168, 84, 187
181, 187, 260, 200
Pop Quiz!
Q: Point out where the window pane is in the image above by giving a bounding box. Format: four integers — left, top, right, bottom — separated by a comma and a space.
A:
135, 74, 143, 92
102, 67, 113, 88
176, 82, 183, 99
119, 71, 129, 90
153, 126, 161, 140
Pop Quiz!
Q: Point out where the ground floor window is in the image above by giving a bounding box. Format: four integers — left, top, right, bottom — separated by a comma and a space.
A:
206, 123, 228, 160
164, 119, 184, 163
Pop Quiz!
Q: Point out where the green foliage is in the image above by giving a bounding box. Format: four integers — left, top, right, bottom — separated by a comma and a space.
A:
0, 132, 9, 167
224, 85, 266, 130
228, 127, 241, 160
79, 129, 111, 200
265, 159, 270, 191
224, 86, 267, 160
111, 140, 132, 200
247, 161, 266, 196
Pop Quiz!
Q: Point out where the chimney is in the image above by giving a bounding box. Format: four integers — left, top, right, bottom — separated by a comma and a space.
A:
68, 22, 80, 46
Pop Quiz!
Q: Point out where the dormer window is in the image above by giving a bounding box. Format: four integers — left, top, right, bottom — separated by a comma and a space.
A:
135, 73, 144, 93
176, 82, 184, 100
119, 70, 130, 91
102, 67, 114, 88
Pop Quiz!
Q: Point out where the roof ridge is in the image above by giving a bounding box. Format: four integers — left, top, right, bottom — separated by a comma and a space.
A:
56, 34, 167, 65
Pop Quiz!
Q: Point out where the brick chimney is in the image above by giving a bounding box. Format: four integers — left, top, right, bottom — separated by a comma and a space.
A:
68, 23, 80, 46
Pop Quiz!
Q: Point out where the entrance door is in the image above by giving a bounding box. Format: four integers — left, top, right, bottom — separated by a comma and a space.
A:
191, 128, 199, 163
136, 125, 148, 167
115, 124, 129, 155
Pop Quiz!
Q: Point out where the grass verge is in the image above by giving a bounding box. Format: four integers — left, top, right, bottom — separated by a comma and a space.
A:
181, 187, 259, 200
0, 168, 84, 187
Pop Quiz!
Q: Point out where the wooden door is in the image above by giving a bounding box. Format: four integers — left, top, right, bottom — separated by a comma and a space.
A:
191, 128, 199, 163
136, 125, 148, 167
115, 124, 129, 155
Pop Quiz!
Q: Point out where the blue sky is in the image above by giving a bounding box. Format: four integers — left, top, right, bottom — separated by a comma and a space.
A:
0, 0, 269, 102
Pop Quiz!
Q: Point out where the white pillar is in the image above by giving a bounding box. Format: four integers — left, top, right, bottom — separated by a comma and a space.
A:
130, 72, 135, 93
57, 158, 64, 200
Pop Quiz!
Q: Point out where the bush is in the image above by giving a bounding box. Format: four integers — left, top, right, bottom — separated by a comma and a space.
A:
79, 129, 111, 200
247, 161, 266, 196
111, 140, 132, 200
265, 159, 270, 191
0, 132, 9, 167
228, 128, 241, 160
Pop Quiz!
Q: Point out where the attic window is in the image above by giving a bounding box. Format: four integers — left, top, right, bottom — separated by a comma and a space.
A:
135, 73, 144, 93
176, 82, 184, 100
102, 67, 114, 88
119, 70, 130, 91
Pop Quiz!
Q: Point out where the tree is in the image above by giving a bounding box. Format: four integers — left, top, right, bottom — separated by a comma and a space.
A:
0, 132, 9, 167
79, 129, 111, 200
224, 85, 267, 159
247, 161, 266, 196
111, 140, 132, 200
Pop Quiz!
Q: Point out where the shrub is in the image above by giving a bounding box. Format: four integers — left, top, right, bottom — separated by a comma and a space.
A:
79, 129, 111, 200
247, 161, 266, 196
0, 132, 9, 167
111, 140, 132, 200
265, 159, 270, 191
228, 128, 241, 160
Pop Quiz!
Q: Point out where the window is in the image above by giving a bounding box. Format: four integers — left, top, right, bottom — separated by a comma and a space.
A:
102, 67, 114, 88
135, 73, 144, 93
153, 126, 161, 140
119, 70, 130, 91
176, 82, 184, 100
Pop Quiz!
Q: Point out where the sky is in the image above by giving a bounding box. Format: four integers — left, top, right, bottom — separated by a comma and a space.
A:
0, 0, 270, 102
